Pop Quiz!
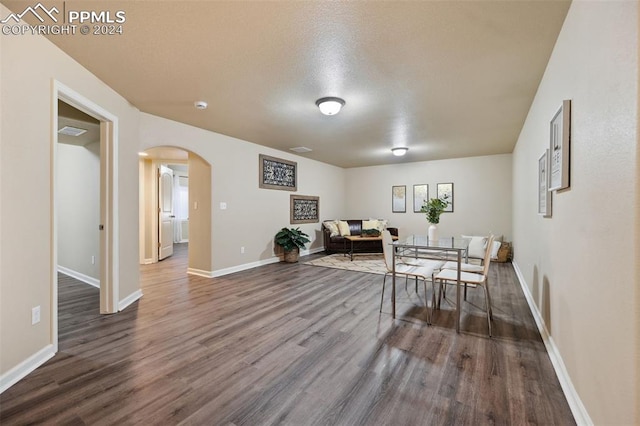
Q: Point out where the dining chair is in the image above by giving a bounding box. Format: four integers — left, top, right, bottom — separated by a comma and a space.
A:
379, 230, 444, 323
433, 235, 495, 336
440, 234, 493, 300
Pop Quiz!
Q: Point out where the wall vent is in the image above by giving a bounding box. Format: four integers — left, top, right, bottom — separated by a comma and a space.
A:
58, 126, 88, 136
290, 146, 312, 153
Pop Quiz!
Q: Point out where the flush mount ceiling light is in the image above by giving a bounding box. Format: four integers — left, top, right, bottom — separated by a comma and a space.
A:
315, 97, 345, 116
194, 101, 208, 110
391, 147, 409, 156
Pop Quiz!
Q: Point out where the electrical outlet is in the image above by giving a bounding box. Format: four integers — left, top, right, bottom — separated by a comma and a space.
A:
240, 246, 245, 254
91, 255, 95, 265
31, 306, 41, 325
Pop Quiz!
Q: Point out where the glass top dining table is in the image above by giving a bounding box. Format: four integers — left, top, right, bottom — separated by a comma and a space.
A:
391, 235, 470, 332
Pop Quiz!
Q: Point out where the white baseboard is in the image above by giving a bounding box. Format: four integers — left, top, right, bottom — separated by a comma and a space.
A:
143, 258, 154, 265
512, 260, 593, 426
0, 344, 55, 394
207, 246, 325, 278
57, 266, 99, 288
187, 267, 215, 278
118, 290, 143, 311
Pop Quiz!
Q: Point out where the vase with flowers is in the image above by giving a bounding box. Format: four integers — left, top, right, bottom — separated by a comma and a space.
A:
421, 196, 449, 241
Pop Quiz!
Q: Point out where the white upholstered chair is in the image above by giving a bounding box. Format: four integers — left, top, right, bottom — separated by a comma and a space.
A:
380, 231, 444, 323
433, 235, 495, 336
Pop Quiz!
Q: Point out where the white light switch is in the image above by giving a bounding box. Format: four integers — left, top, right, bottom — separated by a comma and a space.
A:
220, 202, 227, 210
32, 306, 41, 325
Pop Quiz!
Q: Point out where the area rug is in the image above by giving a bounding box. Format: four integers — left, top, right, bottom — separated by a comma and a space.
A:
305, 253, 387, 275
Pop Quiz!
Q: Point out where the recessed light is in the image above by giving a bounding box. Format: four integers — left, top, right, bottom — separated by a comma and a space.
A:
194, 101, 208, 110
391, 147, 409, 156
316, 97, 345, 115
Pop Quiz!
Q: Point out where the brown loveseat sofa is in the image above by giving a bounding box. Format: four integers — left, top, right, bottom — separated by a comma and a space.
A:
322, 220, 399, 254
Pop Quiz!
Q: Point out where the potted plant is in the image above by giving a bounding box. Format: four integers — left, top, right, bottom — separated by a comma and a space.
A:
275, 227, 311, 263
421, 196, 449, 240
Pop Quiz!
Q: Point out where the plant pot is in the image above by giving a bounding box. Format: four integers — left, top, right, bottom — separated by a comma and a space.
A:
283, 248, 300, 263
428, 224, 438, 241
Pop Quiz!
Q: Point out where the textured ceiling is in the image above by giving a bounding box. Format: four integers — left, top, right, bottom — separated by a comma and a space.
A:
3, 1, 571, 167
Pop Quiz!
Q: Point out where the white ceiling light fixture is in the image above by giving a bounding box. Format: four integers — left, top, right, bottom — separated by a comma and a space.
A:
194, 101, 208, 110
138, 152, 149, 157
316, 97, 345, 116
391, 147, 409, 156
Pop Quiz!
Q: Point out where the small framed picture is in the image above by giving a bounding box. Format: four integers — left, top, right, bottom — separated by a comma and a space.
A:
549, 100, 571, 191
290, 195, 319, 224
259, 154, 297, 191
392, 185, 406, 213
413, 184, 429, 213
538, 150, 552, 217
437, 183, 454, 212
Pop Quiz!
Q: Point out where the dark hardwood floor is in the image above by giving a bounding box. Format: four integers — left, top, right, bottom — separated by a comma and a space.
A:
0, 244, 575, 425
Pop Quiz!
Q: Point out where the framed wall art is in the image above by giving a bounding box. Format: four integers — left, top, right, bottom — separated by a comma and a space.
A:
413, 184, 429, 213
259, 154, 297, 191
290, 195, 319, 224
549, 99, 571, 191
538, 150, 552, 217
437, 183, 454, 212
392, 185, 406, 213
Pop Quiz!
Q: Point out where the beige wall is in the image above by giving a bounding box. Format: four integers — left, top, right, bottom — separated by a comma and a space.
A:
57, 142, 100, 280
512, 1, 638, 423
139, 113, 346, 273
0, 4, 140, 375
188, 152, 212, 273
344, 154, 513, 240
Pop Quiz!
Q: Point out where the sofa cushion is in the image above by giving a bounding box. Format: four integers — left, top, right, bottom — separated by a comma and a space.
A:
323, 220, 340, 237
337, 220, 351, 236
362, 219, 379, 232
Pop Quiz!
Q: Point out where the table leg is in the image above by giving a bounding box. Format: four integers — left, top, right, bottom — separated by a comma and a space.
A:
456, 250, 461, 333
392, 245, 396, 319
350, 238, 354, 261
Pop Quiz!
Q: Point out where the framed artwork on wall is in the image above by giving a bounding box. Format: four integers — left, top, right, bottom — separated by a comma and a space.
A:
259, 154, 297, 191
549, 99, 571, 191
413, 184, 429, 213
392, 185, 406, 213
538, 150, 552, 217
290, 195, 319, 224
437, 183, 454, 212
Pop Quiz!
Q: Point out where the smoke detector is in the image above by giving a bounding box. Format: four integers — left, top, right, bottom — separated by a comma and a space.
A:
194, 101, 208, 110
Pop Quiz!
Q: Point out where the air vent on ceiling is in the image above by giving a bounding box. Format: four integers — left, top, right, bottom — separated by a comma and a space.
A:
290, 146, 312, 153
58, 126, 88, 137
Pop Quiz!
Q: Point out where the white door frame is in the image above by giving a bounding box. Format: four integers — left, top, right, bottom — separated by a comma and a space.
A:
52, 80, 119, 351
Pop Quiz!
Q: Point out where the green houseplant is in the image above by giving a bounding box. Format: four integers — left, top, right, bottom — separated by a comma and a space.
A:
421, 196, 449, 240
275, 227, 311, 263
421, 197, 449, 224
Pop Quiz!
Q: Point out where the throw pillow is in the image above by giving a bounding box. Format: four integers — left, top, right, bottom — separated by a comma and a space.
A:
362, 220, 379, 233
374, 218, 389, 232
491, 240, 501, 259
337, 220, 351, 236
462, 235, 488, 259
323, 220, 339, 237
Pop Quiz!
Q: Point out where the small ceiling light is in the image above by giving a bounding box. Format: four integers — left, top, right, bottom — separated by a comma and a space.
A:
194, 101, 208, 110
138, 152, 149, 157
391, 147, 409, 156
316, 97, 345, 116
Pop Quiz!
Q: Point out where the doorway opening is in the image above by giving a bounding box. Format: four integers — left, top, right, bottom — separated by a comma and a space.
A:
53, 81, 119, 352
139, 147, 212, 277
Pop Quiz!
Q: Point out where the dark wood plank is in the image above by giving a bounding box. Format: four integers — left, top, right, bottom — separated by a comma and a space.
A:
0, 244, 575, 425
